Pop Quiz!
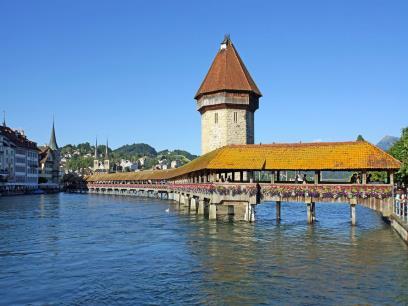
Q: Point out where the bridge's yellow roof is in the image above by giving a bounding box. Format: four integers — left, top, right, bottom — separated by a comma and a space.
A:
86, 141, 401, 182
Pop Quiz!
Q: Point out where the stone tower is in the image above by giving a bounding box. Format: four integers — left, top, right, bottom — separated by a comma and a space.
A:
93, 138, 99, 171
48, 119, 60, 183
103, 139, 110, 171
49, 119, 59, 151
195, 36, 262, 154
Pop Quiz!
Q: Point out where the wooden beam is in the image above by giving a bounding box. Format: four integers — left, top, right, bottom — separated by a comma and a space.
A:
362, 171, 367, 185
271, 171, 275, 184
389, 171, 394, 185
314, 171, 321, 184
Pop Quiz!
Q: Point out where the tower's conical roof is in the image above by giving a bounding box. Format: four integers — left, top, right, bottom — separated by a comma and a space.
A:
195, 36, 262, 99
49, 120, 58, 150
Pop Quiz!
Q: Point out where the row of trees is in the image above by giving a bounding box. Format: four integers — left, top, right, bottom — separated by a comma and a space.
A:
358, 128, 408, 185
389, 128, 408, 185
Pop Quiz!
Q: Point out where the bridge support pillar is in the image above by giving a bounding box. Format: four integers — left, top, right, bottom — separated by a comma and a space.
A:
244, 203, 256, 222
184, 195, 190, 208
276, 201, 281, 222
190, 198, 197, 214
198, 199, 205, 215
209, 204, 217, 220
307, 203, 313, 224
350, 200, 357, 226
312, 202, 316, 222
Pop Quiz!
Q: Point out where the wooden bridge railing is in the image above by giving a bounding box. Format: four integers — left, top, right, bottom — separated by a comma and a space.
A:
87, 182, 394, 201
394, 195, 408, 224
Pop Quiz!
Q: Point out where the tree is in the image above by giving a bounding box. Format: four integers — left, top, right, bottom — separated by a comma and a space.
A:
61, 173, 86, 191
356, 135, 365, 141
66, 156, 93, 171
389, 127, 408, 185
77, 142, 92, 154
38, 177, 48, 184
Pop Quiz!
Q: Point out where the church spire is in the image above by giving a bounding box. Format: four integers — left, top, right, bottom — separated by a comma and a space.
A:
2, 111, 6, 127
49, 118, 59, 150
94, 137, 98, 159
105, 139, 109, 159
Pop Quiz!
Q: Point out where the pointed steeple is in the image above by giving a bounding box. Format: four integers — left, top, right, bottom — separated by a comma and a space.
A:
195, 35, 262, 100
94, 137, 98, 159
105, 139, 109, 159
2, 111, 6, 127
49, 118, 59, 150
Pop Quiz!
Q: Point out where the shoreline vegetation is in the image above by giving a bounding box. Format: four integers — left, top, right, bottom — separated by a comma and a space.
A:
61, 142, 197, 173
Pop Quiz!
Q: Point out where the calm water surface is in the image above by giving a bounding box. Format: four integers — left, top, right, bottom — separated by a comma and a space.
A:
0, 193, 407, 305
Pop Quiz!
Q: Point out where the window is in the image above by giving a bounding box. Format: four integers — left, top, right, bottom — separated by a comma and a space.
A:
233, 112, 237, 123
214, 113, 218, 124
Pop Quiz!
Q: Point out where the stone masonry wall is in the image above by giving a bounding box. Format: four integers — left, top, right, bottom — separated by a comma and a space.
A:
201, 108, 254, 154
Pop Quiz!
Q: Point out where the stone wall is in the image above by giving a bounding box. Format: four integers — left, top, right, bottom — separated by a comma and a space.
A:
201, 108, 254, 154
390, 215, 408, 243
197, 92, 258, 154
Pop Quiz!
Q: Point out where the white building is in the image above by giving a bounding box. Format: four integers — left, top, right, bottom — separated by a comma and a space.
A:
171, 160, 181, 168
120, 159, 139, 172
0, 121, 39, 192
138, 156, 146, 167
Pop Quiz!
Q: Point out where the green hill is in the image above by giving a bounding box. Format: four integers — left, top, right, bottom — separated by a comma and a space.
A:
61, 142, 198, 171
113, 143, 157, 157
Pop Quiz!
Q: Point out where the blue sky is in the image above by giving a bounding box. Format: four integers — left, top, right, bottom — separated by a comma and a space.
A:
1, 0, 407, 154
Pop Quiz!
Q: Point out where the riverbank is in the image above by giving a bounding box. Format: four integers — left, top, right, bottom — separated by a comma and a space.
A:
0, 188, 60, 197
390, 214, 408, 243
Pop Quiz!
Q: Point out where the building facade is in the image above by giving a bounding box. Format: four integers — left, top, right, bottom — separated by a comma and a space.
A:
93, 139, 110, 173
0, 121, 39, 192
38, 121, 61, 185
0, 130, 14, 183
195, 36, 262, 154
119, 159, 140, 172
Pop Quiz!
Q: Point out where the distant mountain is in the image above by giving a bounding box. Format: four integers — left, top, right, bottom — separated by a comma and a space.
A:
377, 136, 399, 151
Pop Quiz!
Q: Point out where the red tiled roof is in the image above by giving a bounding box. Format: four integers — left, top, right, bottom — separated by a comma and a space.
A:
0, 126, 38, 150
87, 141, 401, 182
195, 38, 262, 99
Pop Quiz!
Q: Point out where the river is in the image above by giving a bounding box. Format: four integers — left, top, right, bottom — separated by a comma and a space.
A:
0, 193, 407, 305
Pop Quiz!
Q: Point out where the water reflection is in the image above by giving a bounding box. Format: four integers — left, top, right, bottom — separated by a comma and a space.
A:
0, 194, 407, 305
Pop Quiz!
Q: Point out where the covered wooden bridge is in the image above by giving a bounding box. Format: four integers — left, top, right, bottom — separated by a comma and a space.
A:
86, 141, 401, 223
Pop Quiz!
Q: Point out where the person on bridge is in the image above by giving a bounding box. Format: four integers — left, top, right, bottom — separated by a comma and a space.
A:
295, 174, 301, 184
